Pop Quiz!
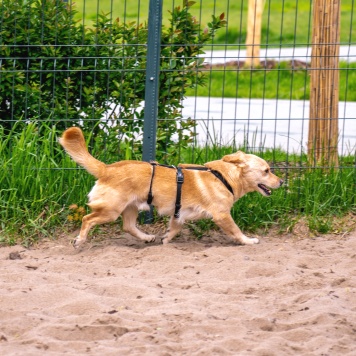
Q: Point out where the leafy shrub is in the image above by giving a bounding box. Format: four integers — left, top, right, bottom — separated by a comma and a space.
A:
0, 0, 226, 160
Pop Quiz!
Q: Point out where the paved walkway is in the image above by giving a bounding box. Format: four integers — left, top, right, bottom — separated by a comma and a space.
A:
201, 45, 356, 65
182, 97, 356, 155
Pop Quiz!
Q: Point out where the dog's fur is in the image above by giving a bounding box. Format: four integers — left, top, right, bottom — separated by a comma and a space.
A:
59, 127, 283, 247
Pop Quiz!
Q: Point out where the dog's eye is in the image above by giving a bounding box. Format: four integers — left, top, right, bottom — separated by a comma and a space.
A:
265, 168, 269, 174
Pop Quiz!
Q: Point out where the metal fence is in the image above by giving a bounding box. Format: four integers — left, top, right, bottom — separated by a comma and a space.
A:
1, 0, 355, 167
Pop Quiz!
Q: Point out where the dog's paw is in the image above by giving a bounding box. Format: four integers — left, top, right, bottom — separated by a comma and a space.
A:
240, 235, 259, 245
161, 236, 170, 245
72, 236, 86, 249
144, 235, 156, 243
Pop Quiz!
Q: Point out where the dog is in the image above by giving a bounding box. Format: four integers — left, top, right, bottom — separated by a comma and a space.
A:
59, 127, 283, 248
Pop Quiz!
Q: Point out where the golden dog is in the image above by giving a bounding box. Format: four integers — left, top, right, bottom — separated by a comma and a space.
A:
59, 127, 283, 247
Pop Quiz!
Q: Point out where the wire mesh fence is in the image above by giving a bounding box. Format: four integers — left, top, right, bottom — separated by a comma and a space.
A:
1, 0, 355, 169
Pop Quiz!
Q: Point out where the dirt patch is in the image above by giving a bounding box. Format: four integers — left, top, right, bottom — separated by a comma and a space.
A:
1, 227, 355, 355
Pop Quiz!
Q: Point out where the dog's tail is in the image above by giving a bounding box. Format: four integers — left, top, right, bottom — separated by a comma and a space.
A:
59, 127, 106, 179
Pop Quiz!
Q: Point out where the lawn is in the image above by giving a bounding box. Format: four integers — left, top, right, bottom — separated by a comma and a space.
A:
72, 0, 356, 46
186, 61, 356, 100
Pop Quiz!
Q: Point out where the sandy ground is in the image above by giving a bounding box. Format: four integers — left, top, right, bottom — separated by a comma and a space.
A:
1, 227, 356, 356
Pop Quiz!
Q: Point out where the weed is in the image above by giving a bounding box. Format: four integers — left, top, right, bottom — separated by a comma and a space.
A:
67, 204, 87, 225
187, 220, 217, 240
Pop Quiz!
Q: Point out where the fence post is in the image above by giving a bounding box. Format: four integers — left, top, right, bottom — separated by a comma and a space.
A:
142, 0, 163, 163
308, 0, 340, 167
245, 0, 266, 68
141, 0, 163, 223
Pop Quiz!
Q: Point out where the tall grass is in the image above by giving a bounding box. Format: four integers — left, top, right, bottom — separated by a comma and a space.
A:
0, 122, 94, 245
231, 168, 355, 233
1, 124, 355, 245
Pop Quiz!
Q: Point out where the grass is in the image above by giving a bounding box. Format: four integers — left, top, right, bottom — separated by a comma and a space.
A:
72, 0, 356, 46
0, 122, 95, 246
186, 61, 356, 100
0, 124, 355, 246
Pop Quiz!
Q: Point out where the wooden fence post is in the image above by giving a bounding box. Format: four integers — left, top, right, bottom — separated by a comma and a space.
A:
245, 0, 266, 68
308, 0, 340, 167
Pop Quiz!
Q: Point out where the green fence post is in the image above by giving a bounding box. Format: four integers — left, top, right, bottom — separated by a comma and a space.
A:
142, 0, 163, 163
142, 0, 163, 223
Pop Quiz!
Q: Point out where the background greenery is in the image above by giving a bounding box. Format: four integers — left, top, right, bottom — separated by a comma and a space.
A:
73, 0, 356, 46
73, 0, 356, 100
0, 0, 355, 245
0, 0, 226, 160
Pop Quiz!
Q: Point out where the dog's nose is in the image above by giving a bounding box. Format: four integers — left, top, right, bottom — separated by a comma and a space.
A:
279, 179, 284, 186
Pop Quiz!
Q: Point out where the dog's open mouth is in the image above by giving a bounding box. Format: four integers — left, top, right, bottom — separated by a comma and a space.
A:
258, 183, 272, 196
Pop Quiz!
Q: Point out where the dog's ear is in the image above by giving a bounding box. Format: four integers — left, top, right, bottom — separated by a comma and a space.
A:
222, 151, 247, 167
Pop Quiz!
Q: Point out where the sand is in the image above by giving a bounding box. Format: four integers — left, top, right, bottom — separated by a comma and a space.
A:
1, 227, 356, 355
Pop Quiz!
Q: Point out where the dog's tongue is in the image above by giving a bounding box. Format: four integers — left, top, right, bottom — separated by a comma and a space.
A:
258, 184, 271, 196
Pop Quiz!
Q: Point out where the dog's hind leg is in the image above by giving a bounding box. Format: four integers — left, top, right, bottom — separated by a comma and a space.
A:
74, 208, 121, 248
121, 205, 155, 242
213, 212, 259, 245
161, 217, 184, 244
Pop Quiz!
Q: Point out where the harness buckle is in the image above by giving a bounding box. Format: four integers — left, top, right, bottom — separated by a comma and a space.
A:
176, 169, 184, 184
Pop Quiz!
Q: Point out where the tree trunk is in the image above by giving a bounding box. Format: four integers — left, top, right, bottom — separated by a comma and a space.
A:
245, 0, 265, 68
308, 0, 340, 167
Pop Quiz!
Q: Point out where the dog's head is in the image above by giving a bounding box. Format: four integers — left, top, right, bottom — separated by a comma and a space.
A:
222, 151, 283, 196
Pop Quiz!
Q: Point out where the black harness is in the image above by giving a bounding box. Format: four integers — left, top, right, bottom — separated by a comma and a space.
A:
147, 162, 234, 218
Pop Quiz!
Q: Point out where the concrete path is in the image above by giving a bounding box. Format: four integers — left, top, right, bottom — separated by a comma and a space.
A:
182, 97, 356, 155
201, 45, 356, 65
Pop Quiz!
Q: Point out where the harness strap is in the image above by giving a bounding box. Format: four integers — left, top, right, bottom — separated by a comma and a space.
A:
147, 162, 176, 206
146, 162, 233, 219
174, 167, 184, 218
182, 166, 234, 196
147, 164, 156, 205
209, 169, 234, 195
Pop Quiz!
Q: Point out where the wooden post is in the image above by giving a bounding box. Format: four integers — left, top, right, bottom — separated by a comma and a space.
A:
308, 0, 340, 167
245, 0, 265, 68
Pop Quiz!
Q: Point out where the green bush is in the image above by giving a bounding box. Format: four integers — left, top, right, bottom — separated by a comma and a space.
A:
0, 0, 226, 160
0, 0, 85, 130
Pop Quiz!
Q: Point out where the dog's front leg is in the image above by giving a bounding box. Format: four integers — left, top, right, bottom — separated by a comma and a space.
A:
213, 213, 259, 245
